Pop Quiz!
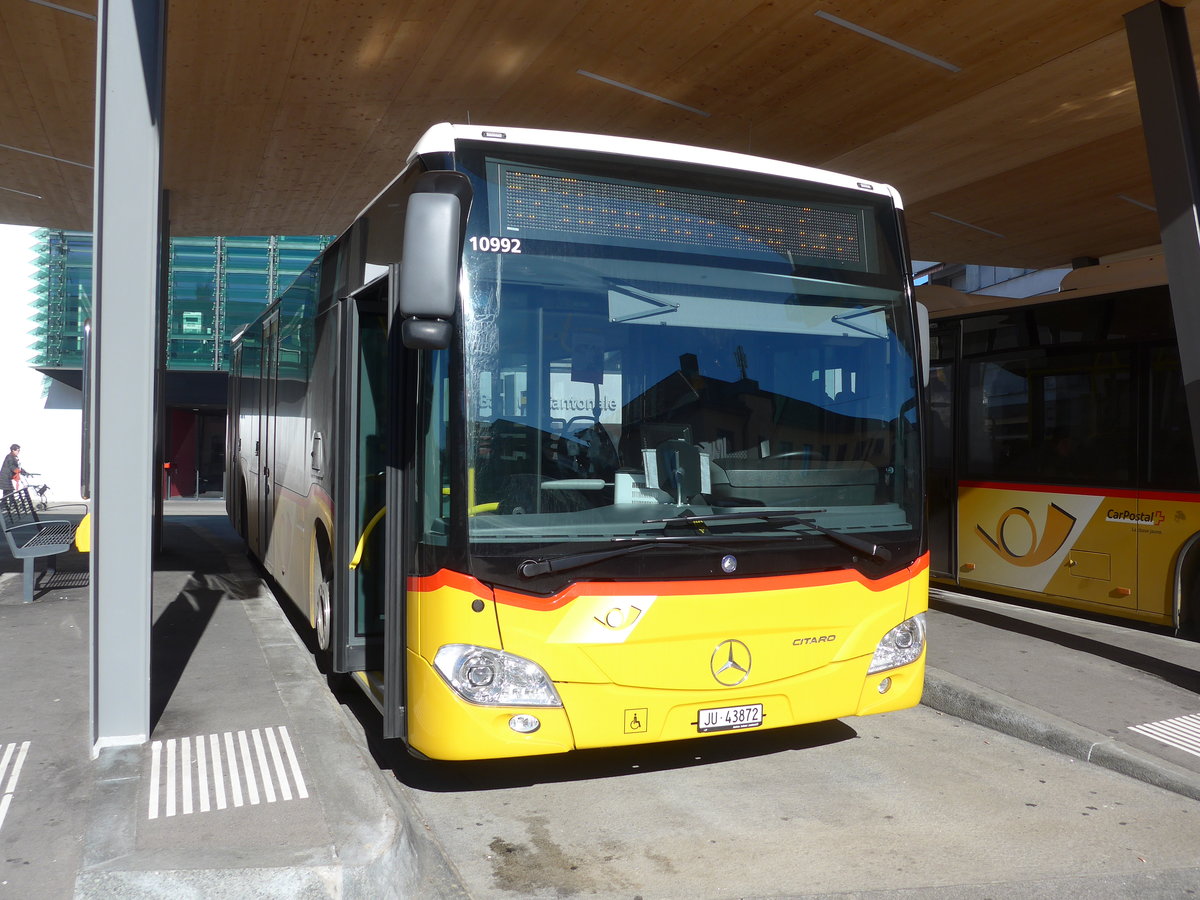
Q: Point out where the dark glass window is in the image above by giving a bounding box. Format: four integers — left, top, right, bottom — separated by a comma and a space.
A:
1033, 299, 1110, 346
1146, 345, 1200, 490
962, 311, 1031, 356
1106, 286, 1173, 341
965, 350, 1133, 486
929, 319, 956, 362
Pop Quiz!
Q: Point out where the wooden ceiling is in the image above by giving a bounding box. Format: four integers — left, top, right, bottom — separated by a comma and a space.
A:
0, 0, 1195, 268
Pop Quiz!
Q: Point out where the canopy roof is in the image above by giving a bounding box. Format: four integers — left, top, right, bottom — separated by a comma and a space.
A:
1, 0, 1194, 268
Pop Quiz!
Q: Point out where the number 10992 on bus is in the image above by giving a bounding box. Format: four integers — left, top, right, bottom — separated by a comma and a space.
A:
697, 703, 764, 733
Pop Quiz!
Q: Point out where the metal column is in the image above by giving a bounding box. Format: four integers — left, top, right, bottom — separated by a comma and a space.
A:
1126, 1, 1200, 474
89, 0, 166, 754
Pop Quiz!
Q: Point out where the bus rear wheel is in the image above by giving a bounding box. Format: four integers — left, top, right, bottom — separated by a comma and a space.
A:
315, 576, 332, 652
311, 531, 333, 654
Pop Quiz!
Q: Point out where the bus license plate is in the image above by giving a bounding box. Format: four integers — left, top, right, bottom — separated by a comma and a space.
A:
697, 703, 763, 733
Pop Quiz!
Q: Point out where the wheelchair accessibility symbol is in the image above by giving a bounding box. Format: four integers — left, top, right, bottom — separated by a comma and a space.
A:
624, 708, 648, 734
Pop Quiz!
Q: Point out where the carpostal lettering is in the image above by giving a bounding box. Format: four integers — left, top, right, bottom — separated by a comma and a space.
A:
793, 635, 837, 646
1105, 509, 1165, 526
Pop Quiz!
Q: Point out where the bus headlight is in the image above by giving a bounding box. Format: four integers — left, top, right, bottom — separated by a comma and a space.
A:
433, 644, 563, 707
867, 614, 926, 674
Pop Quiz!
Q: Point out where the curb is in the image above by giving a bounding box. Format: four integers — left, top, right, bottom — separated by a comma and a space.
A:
922, 666, 1200, 803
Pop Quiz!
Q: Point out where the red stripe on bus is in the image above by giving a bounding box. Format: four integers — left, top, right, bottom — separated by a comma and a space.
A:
412, 554, 929, 612
1138, 488, 1200, 503
959, 480, 1200, 504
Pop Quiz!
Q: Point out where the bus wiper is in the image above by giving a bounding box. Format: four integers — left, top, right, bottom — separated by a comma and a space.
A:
518, 542, 656, 578
831, 305, 888, 340
792, 518, 892, 563
517, 536, 726, 578
645, 510, 826, 526
643, 510, 892, 563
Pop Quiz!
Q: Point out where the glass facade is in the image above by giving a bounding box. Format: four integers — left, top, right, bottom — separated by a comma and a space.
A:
31, 230, 331, 371
32, 230, 94, 369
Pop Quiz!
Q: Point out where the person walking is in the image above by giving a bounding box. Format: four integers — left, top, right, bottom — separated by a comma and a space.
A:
2, 444, 29, 495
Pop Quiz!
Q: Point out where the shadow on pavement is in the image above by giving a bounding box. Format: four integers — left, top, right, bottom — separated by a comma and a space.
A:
150, 578, 222, 730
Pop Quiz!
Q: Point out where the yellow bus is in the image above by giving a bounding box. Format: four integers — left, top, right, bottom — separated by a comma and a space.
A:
228, 124, 929, 760
926, 256, 1199, 635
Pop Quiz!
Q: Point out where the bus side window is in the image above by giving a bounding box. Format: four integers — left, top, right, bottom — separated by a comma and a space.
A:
1148, 346, 1200, 490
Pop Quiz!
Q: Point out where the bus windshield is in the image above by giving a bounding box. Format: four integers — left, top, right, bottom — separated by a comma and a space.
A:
453, 144, 921, 584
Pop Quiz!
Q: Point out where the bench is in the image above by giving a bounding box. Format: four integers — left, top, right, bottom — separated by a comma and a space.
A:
0, 487, 76, 603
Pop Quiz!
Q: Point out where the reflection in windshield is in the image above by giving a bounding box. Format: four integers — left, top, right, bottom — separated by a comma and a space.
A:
455, 151, 921, 563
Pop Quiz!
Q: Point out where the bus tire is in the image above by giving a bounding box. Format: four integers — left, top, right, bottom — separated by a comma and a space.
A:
311, 527, 333, 655
1175, 534, 1200, 640
1182, 570, 1199, 641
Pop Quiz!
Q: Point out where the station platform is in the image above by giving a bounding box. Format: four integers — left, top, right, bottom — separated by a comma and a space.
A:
925, 586, 1200, 802
0, 503, 1196, 897
0, 500, 462, 899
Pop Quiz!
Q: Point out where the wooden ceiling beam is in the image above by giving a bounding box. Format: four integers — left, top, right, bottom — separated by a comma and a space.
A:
2, 0, 1198, 265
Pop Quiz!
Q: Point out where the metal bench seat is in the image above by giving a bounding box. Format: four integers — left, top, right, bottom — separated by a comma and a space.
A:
0, 488, 76, 603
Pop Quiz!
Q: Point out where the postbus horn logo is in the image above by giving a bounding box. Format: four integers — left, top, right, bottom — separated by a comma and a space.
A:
975, 503, 1077, 567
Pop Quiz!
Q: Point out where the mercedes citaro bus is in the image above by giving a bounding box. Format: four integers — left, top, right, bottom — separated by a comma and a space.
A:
228, 124, 929, 760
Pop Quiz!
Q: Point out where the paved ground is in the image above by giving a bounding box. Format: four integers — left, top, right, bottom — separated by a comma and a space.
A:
372, 705, 1200, 898
0, 500, 1197, 897
0, 502, 456, 899
925, 587, 1200, 799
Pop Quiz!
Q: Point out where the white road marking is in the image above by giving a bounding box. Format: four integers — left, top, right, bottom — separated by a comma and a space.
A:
0, 743, 16, 790
165, 740, 177, 817
265, 726, 291, 801
146, 727, 309, 819
148, 741, 162, 819
238, 730, 260, 805
278, 726, 308, 799
251, 728, 276, 803
196, 736, 209, 813
181, 738, 193, 815
0, 741, 30, 832
209, 733, 226, 810
1129, 712, 1200, 759
224, 731, 243, 808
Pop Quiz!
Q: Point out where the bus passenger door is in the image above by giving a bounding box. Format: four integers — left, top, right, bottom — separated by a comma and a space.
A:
1138, 345, 1200, 623
927, 361, 956, 578
257, 311, 280, 558
331, 288, 387, 673
227, 344, 243, 527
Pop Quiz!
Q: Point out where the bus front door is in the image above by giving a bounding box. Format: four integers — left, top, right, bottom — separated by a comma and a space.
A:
928, 362, 956, 578
332, 288, 386, 674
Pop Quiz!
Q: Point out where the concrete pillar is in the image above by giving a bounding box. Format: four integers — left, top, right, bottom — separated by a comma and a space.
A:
1126, 1, 1200, 476
89, 0, 166, 754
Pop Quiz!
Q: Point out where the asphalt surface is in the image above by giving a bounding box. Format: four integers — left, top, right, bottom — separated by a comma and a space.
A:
0, 500, 1196, 897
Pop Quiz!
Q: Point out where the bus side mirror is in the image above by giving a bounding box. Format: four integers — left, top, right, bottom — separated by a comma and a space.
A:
916, 301, 930, 387
398, 191, 461, 349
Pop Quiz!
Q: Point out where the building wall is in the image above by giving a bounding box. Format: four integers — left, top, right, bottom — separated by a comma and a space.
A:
34, 231, 331, 372
0, 225, 85, 504
4, 228, 330, 504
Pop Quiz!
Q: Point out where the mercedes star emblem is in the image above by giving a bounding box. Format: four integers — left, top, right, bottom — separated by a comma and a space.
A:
710, 638, 752, 686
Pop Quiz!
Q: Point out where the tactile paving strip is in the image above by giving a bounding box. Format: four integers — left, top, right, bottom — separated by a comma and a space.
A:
148, 726, 308, 819
1129, 713, 1200, 760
